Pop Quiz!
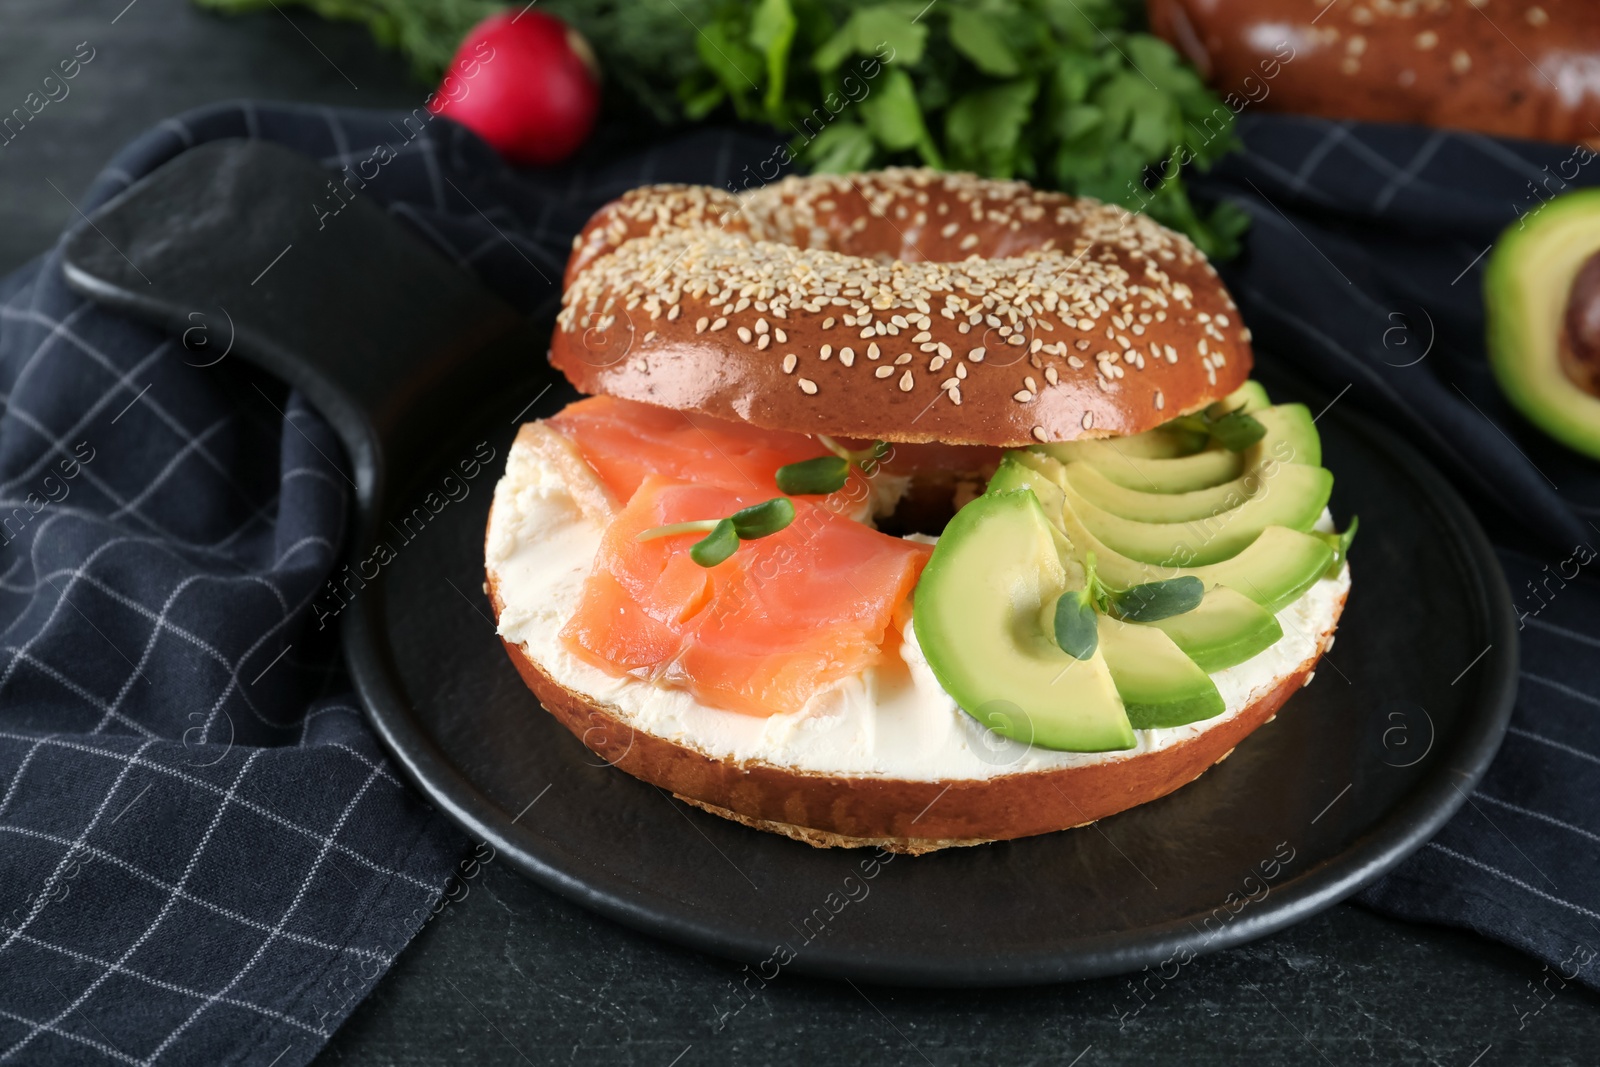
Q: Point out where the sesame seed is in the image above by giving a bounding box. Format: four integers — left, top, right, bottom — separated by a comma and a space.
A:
696, 317, 709, 333
782, 353, 798, 373
950, 387, 962, 405
875, 366, 894, 379
823, 317, 835, 329
798, 378, 818, 394
1154, 389, 1165, 410
868, 342, 881, 360
1014, 390, 1034, 403
895, 353, 913, 365
757, 335, 771, 350
755, 318, 769, 334
668, 305, 682, 321
820, 344, 833, 360
956, 363, 968, 379
737, 326, 753, 343
968, 347, 986, 362
898, 370, 914, 392
1031, 426, 1048, 442
1082, 412, 1094, 429
711, 318, 728, 332
840, 348, 856, 367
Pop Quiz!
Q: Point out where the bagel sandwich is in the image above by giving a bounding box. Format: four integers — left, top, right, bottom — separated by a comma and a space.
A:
486, 169, 1354, 854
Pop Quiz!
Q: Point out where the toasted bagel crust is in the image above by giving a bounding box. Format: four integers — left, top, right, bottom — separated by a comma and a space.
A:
487, 570, 1344, 853
551, 170, 1252, 447
1149, 0, 1600, 145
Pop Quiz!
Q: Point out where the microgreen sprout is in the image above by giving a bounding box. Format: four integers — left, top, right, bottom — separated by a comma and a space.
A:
1052, 552, 1206, 658
635, 497, 797, 567
775, 438, 890, 495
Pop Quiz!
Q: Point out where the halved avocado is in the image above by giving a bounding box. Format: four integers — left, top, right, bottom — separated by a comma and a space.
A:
913, 490, 1136, 753
985, 454, 1291, 670
1061, 464, 1333, 566
1485, 189, 1600, 460
1097, 615, 1225, 728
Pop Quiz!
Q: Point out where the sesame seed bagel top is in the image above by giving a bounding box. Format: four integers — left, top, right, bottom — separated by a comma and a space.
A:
551, 169, 1252, 446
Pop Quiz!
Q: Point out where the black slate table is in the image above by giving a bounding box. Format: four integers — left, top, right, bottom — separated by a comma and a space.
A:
4, 2, 1597, 1063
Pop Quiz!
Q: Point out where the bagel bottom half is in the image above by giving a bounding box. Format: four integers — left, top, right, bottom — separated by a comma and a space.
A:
485, 426, 1348, 855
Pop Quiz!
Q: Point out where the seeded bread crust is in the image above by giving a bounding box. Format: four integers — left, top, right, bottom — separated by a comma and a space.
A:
486, 568, 1345, 853
550, 170, 1252, 447
1149, 0, 1599, 145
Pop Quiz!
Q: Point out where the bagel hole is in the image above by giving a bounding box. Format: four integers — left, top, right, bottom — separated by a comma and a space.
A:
873, 472, 987, 538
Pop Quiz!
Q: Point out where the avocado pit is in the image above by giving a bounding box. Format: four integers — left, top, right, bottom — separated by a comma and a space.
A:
1561, 249, 1600, 397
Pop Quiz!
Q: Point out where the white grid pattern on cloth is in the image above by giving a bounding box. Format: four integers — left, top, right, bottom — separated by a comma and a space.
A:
0, 102, 482, 1067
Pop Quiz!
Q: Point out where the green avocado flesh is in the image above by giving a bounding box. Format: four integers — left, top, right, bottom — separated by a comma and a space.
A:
1062, 461, 1333, 566
916, 383, 1343, 752
1485, 189, 1600, 460
1144, 586, 1282, 673
1097, 615, 1225, 729
1213, 380, 1272, 415
1034, 402, 1321, 493
912, 490, 1136, 753
983, 453, 1296, 668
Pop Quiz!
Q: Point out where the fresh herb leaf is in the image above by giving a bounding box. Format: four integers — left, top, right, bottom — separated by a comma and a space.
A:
1054, 588, 1099, 660
1111, 576, 1204, 622
748, 0, 798, 114
204, 0, 1248, 254
945, 80, 1039, 178
776, 454, 851, 495
805, 119, 877, 171
690, 518, 741, 567
860, 67, 941, 165
729, 496, 797, 539
948, 8, 1021, 76
851, 6, 928, 66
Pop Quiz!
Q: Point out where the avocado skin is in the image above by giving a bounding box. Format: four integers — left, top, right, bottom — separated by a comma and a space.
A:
1485, 189, 1600, 460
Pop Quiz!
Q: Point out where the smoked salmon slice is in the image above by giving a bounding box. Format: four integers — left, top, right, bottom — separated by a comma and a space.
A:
559, 476, 932, 717
547, 396, 829, 500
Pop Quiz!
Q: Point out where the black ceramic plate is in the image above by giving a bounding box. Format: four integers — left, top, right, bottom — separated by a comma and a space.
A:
63, 141, 1517, 988
365, 363, 1515, 987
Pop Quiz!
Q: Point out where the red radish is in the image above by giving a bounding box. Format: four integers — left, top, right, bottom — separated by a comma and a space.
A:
431, 11, 601, 167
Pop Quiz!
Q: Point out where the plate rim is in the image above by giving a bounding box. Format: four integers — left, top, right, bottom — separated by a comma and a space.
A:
346, 393, 1519, 988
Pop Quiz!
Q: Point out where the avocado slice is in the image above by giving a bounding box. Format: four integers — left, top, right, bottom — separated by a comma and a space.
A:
1210, 380, 1272, 415
1037, 426, 1207, 463
1057, 503, 1334, 614
1061, 464, 1334, 566
1143, 586, 1282, 672
1097, 615, 1225, 728
985, 454, 1291, 670
913, 490, 1136, 753
1485, 189, 1600, 460
1033, 402, 1320, 493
